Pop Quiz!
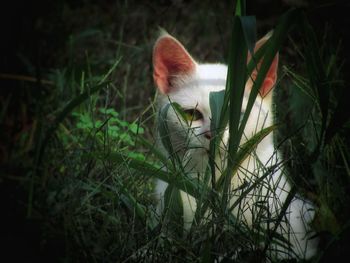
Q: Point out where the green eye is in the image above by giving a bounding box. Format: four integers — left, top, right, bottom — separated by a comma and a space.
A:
183, 109, 203, 121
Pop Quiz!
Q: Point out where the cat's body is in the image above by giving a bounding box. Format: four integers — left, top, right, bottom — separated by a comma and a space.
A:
153, 33, 318, 260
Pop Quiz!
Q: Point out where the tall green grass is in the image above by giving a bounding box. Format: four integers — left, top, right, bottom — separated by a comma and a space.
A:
277, 13, 350, 260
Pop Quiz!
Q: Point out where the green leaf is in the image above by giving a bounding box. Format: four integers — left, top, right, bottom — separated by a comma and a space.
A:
116, 118, 129, 127
99, 107, 119, 117
209, 90, 225, 138
220, 15, 249, 208
240, 16, 257, 55
158, 103, 183, 167
119, 132, 134, 145
234, 0, 246, 16
127, 152, 145, 161
164, 184, 184, 237
129, 123, 144, 134
209, 90, 226, 182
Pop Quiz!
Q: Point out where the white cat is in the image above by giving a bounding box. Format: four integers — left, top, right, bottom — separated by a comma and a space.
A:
152, 33, 318, 260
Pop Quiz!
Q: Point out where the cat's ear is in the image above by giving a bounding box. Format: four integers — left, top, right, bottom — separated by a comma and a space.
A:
247, 33, 279, 98
153, 34, 196, 94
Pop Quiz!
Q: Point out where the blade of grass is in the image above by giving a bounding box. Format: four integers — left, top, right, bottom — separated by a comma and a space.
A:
98, 57, 122, 85
164, 184, 184, 237
105, 152, 209, 199
239, 9, 299, 143
221, 15, 249, 209
234, 0, 246, 16
217, 125, 277, 190
302, 13, 330, 158
158, 103, 180, 168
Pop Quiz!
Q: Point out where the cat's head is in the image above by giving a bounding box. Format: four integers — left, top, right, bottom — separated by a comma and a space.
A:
152, 33, 278, 165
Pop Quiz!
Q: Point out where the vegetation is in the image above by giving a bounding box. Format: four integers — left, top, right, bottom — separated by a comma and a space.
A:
1, 0, 349, 262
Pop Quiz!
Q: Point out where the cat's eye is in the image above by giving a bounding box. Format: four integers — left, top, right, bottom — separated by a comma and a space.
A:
183, 109, 203, 122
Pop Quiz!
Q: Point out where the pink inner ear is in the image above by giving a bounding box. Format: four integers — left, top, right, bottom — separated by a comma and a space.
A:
248, 48, 278, 97
259, 53, 278, 97
247, 35, 279, 98
153, 36, 195, 94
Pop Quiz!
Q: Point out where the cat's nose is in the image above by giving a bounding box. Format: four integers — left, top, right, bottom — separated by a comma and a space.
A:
204, 131, 212, 140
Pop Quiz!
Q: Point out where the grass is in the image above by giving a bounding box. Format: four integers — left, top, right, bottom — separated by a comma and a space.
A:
1, 0, 350, 262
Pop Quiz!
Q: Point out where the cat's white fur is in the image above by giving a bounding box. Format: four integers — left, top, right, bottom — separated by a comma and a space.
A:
153, 33, 318, 260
